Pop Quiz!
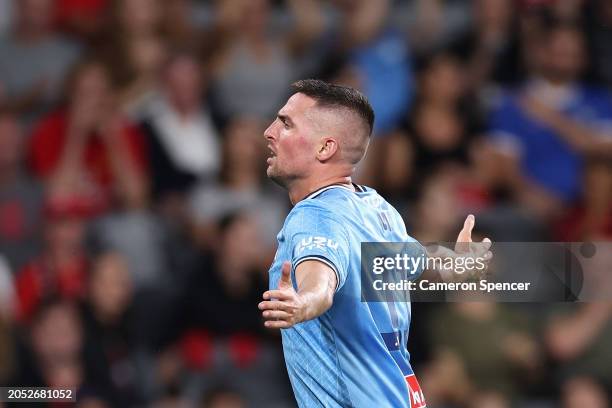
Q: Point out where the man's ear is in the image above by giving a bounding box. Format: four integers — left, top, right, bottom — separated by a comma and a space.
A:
316, 137, 338, 161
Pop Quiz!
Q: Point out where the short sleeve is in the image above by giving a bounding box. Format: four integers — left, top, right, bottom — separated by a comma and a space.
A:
286, 201, 350, 291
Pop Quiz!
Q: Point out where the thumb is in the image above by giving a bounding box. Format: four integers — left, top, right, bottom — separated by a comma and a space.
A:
455, 214, 474, 253
278, 261, 292, 288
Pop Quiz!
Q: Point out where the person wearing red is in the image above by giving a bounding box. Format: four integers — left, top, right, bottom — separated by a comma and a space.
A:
28, 59, 149, 214
14, 200, 89, 323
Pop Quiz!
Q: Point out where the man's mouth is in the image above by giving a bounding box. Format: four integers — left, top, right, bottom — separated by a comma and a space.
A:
267, 146, 276, 163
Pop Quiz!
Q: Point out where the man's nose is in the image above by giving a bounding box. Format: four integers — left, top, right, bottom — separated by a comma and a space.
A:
264, 122, 276, 141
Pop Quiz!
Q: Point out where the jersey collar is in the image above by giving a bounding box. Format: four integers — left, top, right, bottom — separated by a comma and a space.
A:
304, 183, 364, 200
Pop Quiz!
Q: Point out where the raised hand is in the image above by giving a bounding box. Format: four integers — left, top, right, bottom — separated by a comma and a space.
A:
259, 261, 307, 329
453, 214, 493, 278
455, 214, 492, 253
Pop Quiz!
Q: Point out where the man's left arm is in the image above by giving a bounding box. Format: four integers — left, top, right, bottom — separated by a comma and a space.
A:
259, 260, 337, 329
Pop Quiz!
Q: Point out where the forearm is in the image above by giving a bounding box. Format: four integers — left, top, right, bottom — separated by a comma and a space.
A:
104, 133, 148, 208
548, 114, 612, 156
295, 262, 336, 321
49, 128, 88, 191
546, 304, 612, 360
260, 260, 337, 329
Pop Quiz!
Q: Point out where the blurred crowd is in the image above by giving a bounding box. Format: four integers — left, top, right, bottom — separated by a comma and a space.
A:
0, 0, 611, 407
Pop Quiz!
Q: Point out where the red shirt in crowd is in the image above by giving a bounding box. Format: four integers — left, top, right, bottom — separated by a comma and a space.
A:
28, 110, 148, 207
15, 255, 88, 323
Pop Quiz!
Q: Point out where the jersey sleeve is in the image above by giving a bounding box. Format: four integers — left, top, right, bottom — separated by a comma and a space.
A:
285, 201, 350, 291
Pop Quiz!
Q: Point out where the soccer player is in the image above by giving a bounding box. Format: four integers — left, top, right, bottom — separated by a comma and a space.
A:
259, 79, 491, 407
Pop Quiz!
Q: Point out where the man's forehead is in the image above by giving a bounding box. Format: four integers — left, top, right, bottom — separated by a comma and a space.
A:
279, 93, 318, 117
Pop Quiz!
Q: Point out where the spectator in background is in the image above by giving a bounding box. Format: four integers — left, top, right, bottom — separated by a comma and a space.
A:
451, 0, 522, 90
12, 299, 85, 391
487, 22, 612, 223
546, 303, 612, 391
408, 169, 467, 242
28, 60, 149, 214
0, 108, 44, 271
0, 0, 81, 125
81, 252, 142, 407
172, 212, 290, 406
182, 213, 267, 340
13, 200, 88, 323
140, 50, 221, 212
55, 0, 110, 45
190, 117, 286, 252
365, 53, 480, 206
422, 302, 541, 406
100, 0, 167, 118
207, 0, 324, 121
159, 0, 203, 50
325, 0, 414, 135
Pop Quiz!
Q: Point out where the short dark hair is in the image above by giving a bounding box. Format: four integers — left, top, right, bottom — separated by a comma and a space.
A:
291, 79, 375, 137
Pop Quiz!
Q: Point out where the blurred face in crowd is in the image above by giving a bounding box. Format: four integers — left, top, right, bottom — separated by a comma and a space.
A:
421, 55, 465, 104
218, 215, 264, 293
224, 117, 265, 172
220, 215, 262, 265
475, 0, 513, 30
70, 63, 114, 116
44, 217, 85, 256
119, 0, 161, 36
414, 105, 463, 152
31, 302, 83, 363
542, 28, 586, 84
129, 36, 166, 76
163, 55, 203, 114
242, 0, 270, 34
0, 114, 22, 172
17, 0, 54, 33
416, 171, 460, 237
89, 253, 133, 322
264, 93, 321, 187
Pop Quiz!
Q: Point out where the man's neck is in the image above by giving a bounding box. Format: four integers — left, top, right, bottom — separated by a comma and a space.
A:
287, 175, 354, 205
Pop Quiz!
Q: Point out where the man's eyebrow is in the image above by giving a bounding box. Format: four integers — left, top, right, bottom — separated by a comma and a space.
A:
277, 113, 293, 125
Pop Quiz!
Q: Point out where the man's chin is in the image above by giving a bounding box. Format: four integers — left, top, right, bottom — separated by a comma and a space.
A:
267, 167, 288, 188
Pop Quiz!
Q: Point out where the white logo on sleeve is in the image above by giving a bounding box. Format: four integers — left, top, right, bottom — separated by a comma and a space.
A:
296, 236, 338, 255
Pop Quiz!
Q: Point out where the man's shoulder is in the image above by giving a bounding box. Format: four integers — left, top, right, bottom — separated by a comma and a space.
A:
281, 189, 358, 237
287, 196, 338, 223
290, 185, 376, 217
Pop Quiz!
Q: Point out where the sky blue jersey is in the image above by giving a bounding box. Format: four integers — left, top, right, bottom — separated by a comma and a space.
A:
268, 184, 426, 408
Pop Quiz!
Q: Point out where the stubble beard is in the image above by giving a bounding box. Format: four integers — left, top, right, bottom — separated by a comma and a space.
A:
267, 162, 297, 190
